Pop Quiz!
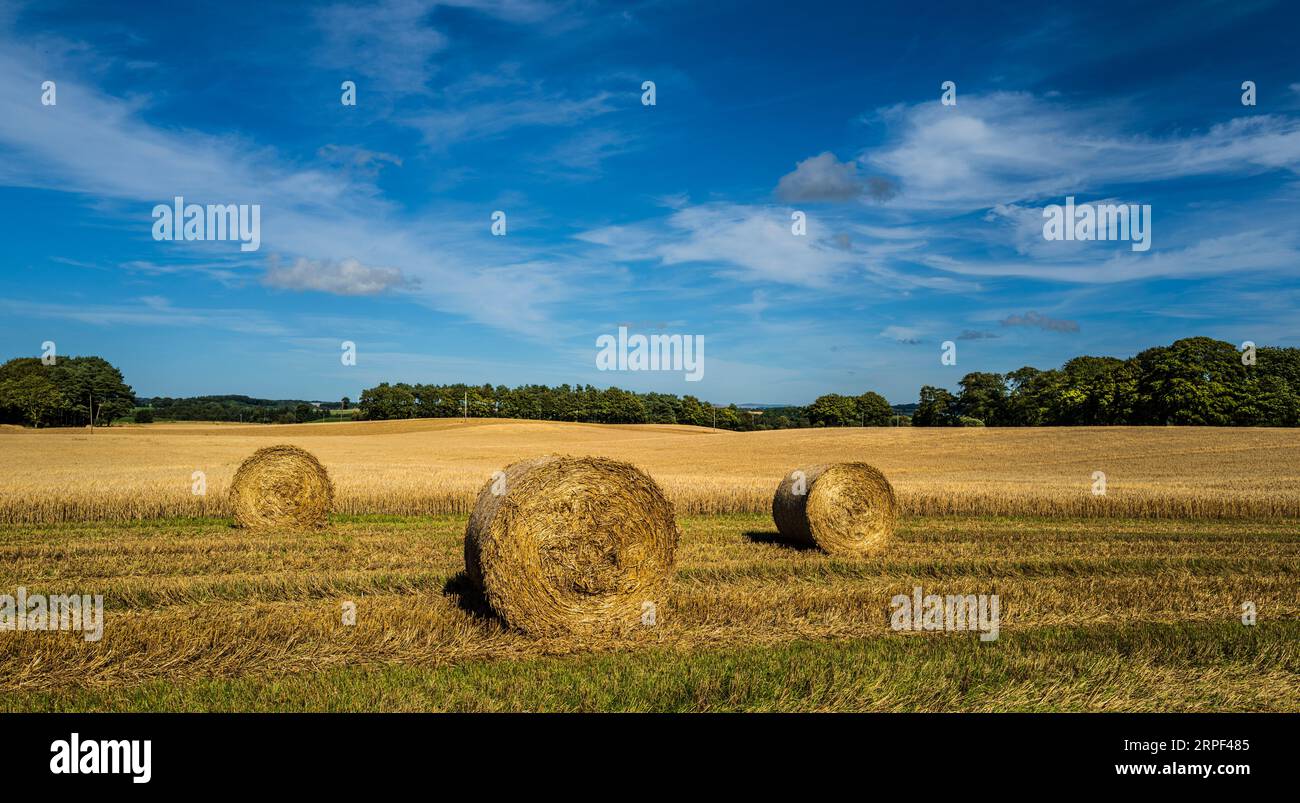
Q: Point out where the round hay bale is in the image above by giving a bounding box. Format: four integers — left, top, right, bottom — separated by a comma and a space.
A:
772, 463, 896, 555
464, 455, 679, 636
229, 445, 334, 530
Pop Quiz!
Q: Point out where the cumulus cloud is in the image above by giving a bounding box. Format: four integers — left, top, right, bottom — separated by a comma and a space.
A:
1000, 311, 1079, 333
263, 257, 415, 296
776, 152, 864, 202
775, 152, 900, 204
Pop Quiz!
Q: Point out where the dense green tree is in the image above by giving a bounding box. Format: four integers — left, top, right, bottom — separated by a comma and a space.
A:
855, 392, 894, 426
807, 393, 858, 426
913, 386, 958, 426
0, 355, 133, 427
680, 395, 710, 427
0, 371, 63, 427
1051, 356, 1136, 425
358, 383, 417, 420
1008, 367, 1068, 425
956, 372, 1007, 426
1235, 374, 1300, 426
715, 404, 744, 429
1132, 337, 1245, 425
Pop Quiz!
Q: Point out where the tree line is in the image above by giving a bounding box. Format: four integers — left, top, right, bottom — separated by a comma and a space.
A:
357, 382, 790, 429
358, 338, 1300, 428
138, 395, 346, 424
0, 357, 135, 427
5, 336, 1296, 429
910, 337, 1299, 427
358, 383, 902, 429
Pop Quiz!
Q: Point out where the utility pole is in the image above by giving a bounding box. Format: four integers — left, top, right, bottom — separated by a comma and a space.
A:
463, 391, 468, 423
88, 392, 94, 434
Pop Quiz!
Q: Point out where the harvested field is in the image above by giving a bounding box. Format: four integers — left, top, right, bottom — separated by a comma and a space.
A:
1, 513, 1296, 711
2, 420, 1299, 522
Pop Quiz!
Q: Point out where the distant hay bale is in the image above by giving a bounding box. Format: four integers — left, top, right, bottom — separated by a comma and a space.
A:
772, 463, 896, 555
464, 455, 679, 637
229, 445, 333, 530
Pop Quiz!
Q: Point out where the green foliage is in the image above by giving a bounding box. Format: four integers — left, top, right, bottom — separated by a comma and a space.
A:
805, 392, 893, 427
139, 395, 334, 424
920, 337, 1300, 427
355, 381, 876, 431
807, 393, 858, 426
913, 385, 959, 426
0, 356, 134, 428
956, 372, 1006, 425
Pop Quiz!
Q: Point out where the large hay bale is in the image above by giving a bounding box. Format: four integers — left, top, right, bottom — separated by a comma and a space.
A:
772, 463, 896, 555
229, 445, 334, 530
464, 455, 679, 636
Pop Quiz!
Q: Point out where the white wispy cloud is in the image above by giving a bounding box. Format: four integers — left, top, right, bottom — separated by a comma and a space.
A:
863, 92, 1300, 209
0, 28, 574, 336
879, 325, 923, 344
578, 202, 853, 288
264, 257, 416, 296
916, 228, 1300, 284
0, 299, 290, 337
405, 90, 617, 146
312, 0, 559, 95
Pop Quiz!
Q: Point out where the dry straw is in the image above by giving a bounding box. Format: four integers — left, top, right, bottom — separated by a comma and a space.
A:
772, 463, 896, 555
229, 445, 334, 530
464, 455, 679, 637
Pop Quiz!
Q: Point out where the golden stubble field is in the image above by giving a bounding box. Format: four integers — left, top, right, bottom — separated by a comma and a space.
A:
2, 419, 1299, 522
1, 419, 1297, 711
2, 514, 1297, 710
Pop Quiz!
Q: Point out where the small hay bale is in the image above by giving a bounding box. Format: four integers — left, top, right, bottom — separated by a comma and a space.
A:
229, 445, 334, 530
464, 455, 679, 637
772, 463, 896, 555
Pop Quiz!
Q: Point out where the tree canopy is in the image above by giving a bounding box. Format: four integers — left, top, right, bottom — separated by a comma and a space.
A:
913, 337, 1299, 427
0, 356, 134, 427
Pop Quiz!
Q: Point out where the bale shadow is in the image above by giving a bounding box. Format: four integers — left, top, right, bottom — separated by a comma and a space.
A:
743, 530, 819, 552
441, 571, 501, 622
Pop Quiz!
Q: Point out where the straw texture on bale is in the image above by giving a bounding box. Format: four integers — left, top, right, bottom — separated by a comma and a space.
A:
772, 463, 896, 555
229, 445, 334, 530
464, 455, 679, 636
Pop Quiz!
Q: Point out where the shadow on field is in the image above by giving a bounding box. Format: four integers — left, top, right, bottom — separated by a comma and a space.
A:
743, 530, 819, 551
442, 571, 502, 623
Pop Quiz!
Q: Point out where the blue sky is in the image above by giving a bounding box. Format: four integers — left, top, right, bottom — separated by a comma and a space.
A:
1, 0, 1298, 405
